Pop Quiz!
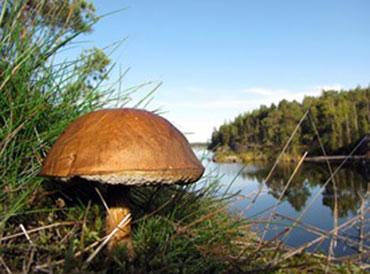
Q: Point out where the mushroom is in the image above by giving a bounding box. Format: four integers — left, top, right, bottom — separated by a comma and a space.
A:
39, 108, 204, 257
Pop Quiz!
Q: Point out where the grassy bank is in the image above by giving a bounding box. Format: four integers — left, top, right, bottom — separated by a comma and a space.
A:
1, 179, 366, 273
0, 1, 367, 273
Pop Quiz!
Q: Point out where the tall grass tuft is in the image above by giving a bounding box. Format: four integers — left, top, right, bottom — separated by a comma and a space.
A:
0, 0, 112, 228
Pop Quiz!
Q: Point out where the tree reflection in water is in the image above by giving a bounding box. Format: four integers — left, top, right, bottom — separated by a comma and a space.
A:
241, 162, 369, 217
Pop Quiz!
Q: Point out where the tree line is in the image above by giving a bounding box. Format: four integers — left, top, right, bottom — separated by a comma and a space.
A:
208, 86, 370, 157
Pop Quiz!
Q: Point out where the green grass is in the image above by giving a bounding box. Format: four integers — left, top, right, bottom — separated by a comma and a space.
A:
4, 178, 365, 273
0, 1, 106, 229
0, 1, 367, 273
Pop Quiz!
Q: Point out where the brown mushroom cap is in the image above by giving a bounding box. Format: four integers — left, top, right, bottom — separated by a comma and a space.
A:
40, 108, 204, 185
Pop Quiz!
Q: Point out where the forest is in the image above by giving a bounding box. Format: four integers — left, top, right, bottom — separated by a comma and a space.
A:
208, 86, 370, 159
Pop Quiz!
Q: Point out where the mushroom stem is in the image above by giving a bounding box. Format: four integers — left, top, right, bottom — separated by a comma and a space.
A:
106, 186, 134, 258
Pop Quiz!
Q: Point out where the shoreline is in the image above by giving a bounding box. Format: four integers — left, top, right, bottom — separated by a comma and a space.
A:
212, 150, 300, 164
211, 150, 370, 165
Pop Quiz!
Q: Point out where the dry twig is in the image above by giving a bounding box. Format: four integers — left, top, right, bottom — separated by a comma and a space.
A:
0, 221, 79, 242
86, 213, 131, 263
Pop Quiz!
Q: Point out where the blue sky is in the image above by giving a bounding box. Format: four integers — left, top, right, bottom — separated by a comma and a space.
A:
72, 0, 370, 142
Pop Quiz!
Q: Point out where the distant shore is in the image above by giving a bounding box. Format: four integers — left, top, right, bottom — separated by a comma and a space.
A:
212, 149, 370, 165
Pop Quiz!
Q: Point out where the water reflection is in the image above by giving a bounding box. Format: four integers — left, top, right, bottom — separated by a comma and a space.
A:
196, 149, 369, 257
242, 163, 369, 217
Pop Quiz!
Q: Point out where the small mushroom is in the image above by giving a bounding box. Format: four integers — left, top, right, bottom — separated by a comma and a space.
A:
40, 108, 204, 257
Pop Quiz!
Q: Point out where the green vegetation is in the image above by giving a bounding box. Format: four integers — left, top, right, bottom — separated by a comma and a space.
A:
0, 0, 113, 230
0, 1, 367, 272
209, 87, 370, 161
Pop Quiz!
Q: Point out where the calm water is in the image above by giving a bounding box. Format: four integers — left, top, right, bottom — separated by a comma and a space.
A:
196, 149, 370, 258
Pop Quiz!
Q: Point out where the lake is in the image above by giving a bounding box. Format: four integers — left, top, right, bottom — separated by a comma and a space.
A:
196, 149, 370, 258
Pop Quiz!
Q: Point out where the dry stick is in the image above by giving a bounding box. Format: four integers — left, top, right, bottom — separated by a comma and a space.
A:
59, 225, 78, 245
223, 165, 246, 198
278, 209, 369, 263
55, 226, 62, 240
95, 187, 109, 211
36, 209, 134, 269
133, 197, 174, 224
19, 224, 34, 245
238, 227, 290, 265
86, 213, 132, 264
281, 220, 358, 263
177, 206, 227, 233
24, 247, 36, 274
237, 189, 269, 219
333, 250, 370, 263
243, 110, 310, 213
0, 221, 78, 242
34, 239, 102, 271
235, 190, 269, 220
19, 224, 36, 274
323, 250, 370, 269
275, 213, 370, 251
0, 256, 12, 274
236, 152, 307, 262
272, 135, 368, 264
259, 151, 308, 245
242, 192, 290, 220
231, 234, 283, 273
358, 191, 368, 258
308, 113, 339, 267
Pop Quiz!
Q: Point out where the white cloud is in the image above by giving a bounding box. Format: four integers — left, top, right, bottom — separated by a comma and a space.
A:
160, 84, 343, 109
243, 84, 342, 103
155, 84, 343, 143
159, 99, 256, 109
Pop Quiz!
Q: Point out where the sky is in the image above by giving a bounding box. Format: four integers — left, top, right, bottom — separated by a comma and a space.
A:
71, 0, 370, 142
